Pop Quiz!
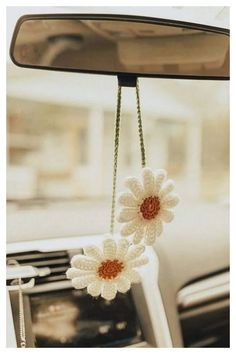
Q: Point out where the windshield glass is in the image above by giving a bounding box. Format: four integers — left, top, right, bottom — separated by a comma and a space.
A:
7, 64, 229, 238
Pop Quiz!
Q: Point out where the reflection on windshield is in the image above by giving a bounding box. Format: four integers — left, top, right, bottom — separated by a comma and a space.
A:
7, 65, 229, 206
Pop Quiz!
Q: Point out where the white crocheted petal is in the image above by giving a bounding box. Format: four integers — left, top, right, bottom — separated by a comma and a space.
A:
116, 238, 130, 259
133, 227, 145, 244
83, 245, 103, 261
124, 269, 141, 283
66, 268, 93, 279
103, 239, 117, 259
121, 219, 139, 237
72, 274, 96, 289
66, 267, 80, 279
125, 244, 145, 261
128, 256, 149, 268
155, 169, 167, 193
118, 192, 138, 207
101, 282, 117, 301
125, 177, 144, 199
156, 218, 163, 236
159, 209, 174, 223
142, 167, 155, 195
159, 179, 175, 199
87, 280, 102, 297
71, 255, 98, 270
162, 193, 180, 208
116, 276, 131, 293
145, 220, 157, 245
117, 208, 138, 223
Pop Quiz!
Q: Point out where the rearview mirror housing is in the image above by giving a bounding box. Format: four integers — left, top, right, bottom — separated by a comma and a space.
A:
10, 14, 230, 81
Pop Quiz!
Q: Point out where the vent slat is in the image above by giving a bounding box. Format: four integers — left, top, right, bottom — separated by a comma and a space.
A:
49, 266, 70, 273
36, 274, 67, 284
6, 249, 77, 285
7, 251, 68, 261
18, 258, 69, 267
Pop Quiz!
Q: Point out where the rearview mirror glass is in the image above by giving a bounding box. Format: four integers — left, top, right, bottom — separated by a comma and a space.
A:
10, 15, 229, 79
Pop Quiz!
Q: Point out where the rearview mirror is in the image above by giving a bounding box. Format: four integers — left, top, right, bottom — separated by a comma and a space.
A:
10, 14, 229, 80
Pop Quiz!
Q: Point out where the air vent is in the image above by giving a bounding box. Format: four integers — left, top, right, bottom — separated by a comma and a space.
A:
7, 249, 81, 285
177, 270, 230, 348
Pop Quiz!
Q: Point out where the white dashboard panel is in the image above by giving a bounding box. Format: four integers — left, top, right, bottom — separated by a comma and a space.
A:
7, 233, 172, 348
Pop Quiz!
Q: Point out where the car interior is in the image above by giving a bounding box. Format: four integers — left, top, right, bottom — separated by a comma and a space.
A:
6, 6, 229, 348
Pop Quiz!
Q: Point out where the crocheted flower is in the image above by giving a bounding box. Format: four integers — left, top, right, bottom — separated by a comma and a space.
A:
66, 238, 148, 301
117, 167, 179, 245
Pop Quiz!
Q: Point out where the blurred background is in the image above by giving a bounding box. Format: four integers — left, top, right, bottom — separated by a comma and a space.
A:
6, 7, 229, 242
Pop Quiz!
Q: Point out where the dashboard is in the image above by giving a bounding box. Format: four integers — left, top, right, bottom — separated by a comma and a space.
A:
155, 200, 229, 347
7, 234, 172, 348
6, 200, 229, 347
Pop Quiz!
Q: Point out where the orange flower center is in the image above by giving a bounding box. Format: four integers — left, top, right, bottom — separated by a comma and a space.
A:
140, 196, 160, 220
97, 259, 124, 280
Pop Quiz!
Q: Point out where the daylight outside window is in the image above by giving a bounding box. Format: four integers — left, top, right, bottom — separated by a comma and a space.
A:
7, 65, 229, 238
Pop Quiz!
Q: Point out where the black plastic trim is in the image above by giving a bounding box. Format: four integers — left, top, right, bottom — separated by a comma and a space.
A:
177, 267, 230, 293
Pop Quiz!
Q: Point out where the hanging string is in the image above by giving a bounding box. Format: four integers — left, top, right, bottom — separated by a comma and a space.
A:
109, 80, 146, 235
18, 278, 26, 348
110, 85, 122, 235
135, 79, 146, 168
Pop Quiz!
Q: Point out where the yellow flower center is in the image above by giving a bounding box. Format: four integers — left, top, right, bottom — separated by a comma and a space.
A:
140, 196, 160, 220
97, 259, 124, 280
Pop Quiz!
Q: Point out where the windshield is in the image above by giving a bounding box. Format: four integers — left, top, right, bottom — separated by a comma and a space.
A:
7, 64, 229, 238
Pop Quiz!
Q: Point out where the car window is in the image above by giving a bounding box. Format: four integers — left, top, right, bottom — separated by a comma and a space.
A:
7, 64, 229, 235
